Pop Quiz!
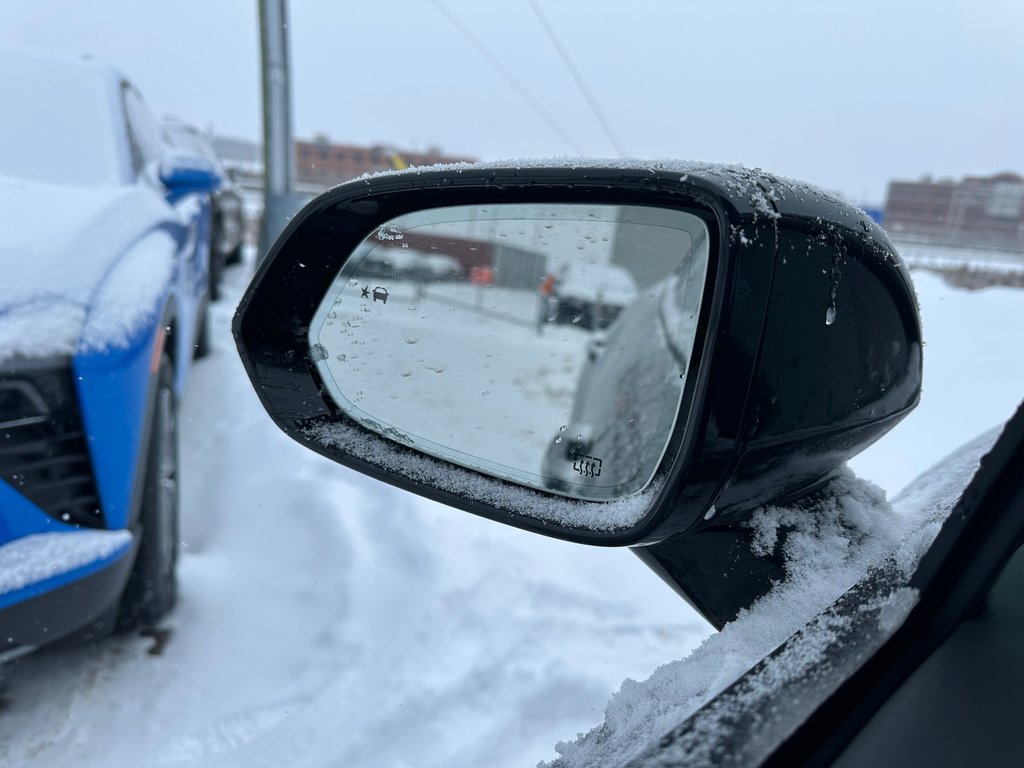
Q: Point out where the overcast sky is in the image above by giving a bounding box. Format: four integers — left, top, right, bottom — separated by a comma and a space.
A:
4, 0, 1022, 202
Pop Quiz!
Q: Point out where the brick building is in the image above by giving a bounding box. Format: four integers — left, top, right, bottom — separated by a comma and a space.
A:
884, 172, 1024, 252
295, 135, 474, 187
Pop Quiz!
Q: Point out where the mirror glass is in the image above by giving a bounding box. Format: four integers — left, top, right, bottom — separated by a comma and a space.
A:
309, 203, 710, 502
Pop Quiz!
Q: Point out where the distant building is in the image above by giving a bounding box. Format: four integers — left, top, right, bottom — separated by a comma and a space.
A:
884, 172, 1024, 252
210, 133, 474, 189
210, 135, 262, 167
294, 135, 474, 186
209, 134, 476, 232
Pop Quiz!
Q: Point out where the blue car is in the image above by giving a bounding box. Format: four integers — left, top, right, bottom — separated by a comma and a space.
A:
0, 47, 217, 655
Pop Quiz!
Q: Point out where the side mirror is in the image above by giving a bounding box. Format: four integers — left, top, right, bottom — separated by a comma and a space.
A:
159, 150, 220, 195
233, 164, 922, 626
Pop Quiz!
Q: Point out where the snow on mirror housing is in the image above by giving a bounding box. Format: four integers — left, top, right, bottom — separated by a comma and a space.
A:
308, 203, 710, 503
234, 164, 922, 548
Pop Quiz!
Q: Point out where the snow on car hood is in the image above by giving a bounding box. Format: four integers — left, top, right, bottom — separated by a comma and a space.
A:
0, 176, 174, 363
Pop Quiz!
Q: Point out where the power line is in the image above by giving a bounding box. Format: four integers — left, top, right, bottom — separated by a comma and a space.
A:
430, 0, 582, 154
526, 0, 625, 157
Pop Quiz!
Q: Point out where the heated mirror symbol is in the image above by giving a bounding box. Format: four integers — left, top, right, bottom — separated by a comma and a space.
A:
308, 203, 710, 502
574, 456, 603, 478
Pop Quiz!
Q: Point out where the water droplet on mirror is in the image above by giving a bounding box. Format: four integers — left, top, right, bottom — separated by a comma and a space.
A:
825, 304, 837, 325
481, 390, 490, 396
559, 425, 567, 432
554, 436, 562, 444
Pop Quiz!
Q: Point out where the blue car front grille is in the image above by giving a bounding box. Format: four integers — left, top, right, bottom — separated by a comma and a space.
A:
0, 366, 104, 528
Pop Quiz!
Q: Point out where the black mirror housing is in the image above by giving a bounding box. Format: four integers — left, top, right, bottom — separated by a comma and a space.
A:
234, 163, 921, 547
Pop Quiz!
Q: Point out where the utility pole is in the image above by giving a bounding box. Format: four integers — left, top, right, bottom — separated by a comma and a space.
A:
258, 0, 300, 263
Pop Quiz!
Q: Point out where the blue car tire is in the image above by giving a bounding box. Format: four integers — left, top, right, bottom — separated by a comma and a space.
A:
117, 354, 179, 630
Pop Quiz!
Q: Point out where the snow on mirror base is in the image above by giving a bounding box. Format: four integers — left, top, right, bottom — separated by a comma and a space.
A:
310, 203, 710, 503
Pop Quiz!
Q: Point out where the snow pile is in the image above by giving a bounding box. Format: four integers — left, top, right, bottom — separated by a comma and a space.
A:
545, 425, 1002, 767
887, 422, 1007, 576
0, 530, 133, 596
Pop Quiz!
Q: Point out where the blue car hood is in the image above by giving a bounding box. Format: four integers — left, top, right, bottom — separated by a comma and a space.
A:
0, 176, 172, 363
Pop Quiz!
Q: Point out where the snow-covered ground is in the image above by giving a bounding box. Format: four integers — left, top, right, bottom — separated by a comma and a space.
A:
0, 256, 1022, 767
314, 279, 591, 488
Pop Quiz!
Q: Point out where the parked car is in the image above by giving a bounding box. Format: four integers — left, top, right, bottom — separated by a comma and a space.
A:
234, 163, 1024, 766
541, 237, 708, 499
0, 46, 217, 654
163, 118, 244, 299
549, 262, 639, 330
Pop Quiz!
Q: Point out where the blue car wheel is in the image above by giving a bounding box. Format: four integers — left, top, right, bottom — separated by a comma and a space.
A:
117, 354, 179, 630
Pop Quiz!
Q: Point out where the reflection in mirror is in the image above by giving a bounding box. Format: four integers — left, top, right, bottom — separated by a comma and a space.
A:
310, 203, 710, 502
